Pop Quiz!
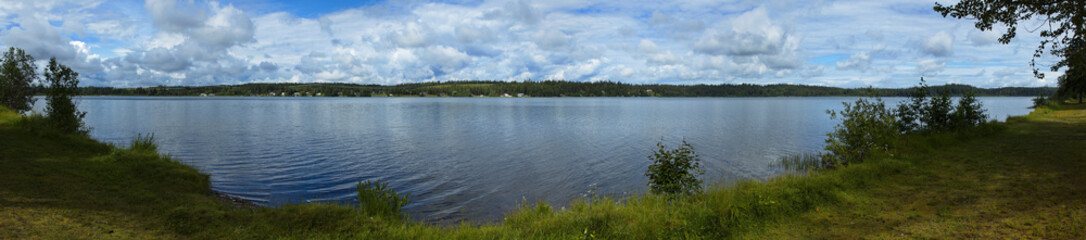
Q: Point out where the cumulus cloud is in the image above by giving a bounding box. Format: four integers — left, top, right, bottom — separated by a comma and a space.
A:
916, 59, 945, 76
690, 8, 803, 78
919, 31, 953, 57
1, 19, 78, 62
392, 22, 432, 48
258, 61, 278, 72
417, 45, 471, 76
102, 0, 257, 84
694, 8, 793, 57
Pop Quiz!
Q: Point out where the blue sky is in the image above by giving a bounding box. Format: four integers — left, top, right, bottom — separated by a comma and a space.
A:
0, 0, 1065, 88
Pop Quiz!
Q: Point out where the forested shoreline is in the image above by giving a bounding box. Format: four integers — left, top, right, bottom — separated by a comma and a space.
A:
65, 81, 1055, 97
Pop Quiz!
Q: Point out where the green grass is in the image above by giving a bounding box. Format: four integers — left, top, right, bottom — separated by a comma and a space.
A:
1, 104, 1083, 239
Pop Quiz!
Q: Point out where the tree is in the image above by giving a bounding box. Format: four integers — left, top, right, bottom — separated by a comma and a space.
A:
44, 58, 87, 134
646, 139, 704, 196
935, 0, 1086, 101
0, 47, 38, 113
1057, 66, 1085, 102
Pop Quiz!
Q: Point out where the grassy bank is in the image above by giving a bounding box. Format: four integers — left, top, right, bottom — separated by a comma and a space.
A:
1, 104, 1083, 239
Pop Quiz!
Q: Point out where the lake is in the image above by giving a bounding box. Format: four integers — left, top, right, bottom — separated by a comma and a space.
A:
33, 96, 1034, 223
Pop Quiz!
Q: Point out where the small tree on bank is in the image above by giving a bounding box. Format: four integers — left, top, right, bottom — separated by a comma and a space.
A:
44, 58, 86, 135
0, 47, 38, 113
825, 91, 899, 167
952, 91, 987, 129
646, 139, 704, 196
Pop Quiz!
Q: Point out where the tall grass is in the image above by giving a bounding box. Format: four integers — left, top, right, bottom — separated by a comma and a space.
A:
130, 133, 157, 152
357, 180, 411, 219
771, 152, 829, 173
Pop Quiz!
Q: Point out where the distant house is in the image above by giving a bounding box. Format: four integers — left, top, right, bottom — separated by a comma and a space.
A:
200, 93, 207, 97
293, 92, 301, 96
501, 93, 511, 97
516, 93, 525, 97
269, 92, 276, 96
209, 93, 215, 97
280, 92, 287, 96
316, 92, 323, 96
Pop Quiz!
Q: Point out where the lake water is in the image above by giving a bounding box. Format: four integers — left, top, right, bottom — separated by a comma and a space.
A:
33, 96, 1034, 223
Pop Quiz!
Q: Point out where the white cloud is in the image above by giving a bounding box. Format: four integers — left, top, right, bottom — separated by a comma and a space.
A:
920, 31, 953, 57
836, 52, 871, 72
968, 30, 1000, 46
392, 22, 432, 48
532, 29, 570, 50
916, 59, 945, 76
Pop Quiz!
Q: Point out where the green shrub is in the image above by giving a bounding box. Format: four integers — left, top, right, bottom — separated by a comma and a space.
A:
896, 79, 928, 133
951, 91, 987, 129
922, 90, 954, 131
1031, 95, 1050, 108
646, 139, 704, 195
356, 180, 411, 218
825, 92, 898, 167
896, 78, 988, 133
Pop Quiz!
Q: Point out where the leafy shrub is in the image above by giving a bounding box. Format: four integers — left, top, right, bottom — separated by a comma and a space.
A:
357, 180, 411, 218
1031, 95, 1050, 108
896, 78, 988, 133
922, 90, 954, 131
952, 91, 987, 129
646, 139, 704, 195
825, 93, 898, 167
896, 79, 928, 133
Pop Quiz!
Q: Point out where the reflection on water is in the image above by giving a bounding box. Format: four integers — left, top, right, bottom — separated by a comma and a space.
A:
33, 96, 1033, 223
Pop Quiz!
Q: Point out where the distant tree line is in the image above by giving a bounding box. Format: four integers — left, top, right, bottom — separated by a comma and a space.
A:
66, 80, 1056, 98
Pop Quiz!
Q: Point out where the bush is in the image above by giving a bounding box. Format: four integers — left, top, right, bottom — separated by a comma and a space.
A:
825, 92, 898, 167
357, 180, 411, 218
44, 58, 87, 135
1031, 95, 1050, 108
952, 91, 987, 129
896, 80, 927, 133
896, 78, 988, 133
922, 90, 954, 131
646, 139, 704, 195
